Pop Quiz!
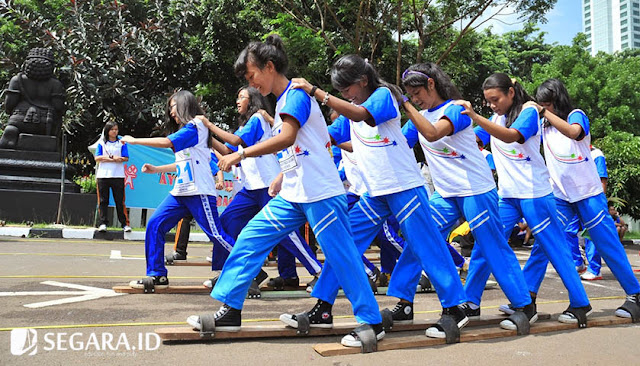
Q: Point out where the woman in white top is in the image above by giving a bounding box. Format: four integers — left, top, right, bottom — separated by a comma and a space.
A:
458, 73, 591, 327
523, 78, 640, 321
187, 35, 383, 349
94, 121, 131, 232
392, 63, 535, 332
282, 55, 470, 341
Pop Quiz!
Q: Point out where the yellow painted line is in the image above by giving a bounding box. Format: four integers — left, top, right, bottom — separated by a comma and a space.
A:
0, 296, 628, 332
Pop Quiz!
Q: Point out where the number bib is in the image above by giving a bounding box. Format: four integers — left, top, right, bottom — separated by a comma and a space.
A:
272, 121, 299, 172
174, 157, 197, 194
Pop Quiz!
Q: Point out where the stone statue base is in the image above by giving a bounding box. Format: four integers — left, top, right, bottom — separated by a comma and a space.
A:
17, 133, 58, 152
0, 148, 96, 225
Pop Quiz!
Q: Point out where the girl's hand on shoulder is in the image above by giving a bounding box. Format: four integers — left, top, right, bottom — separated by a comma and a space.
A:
120, 135, 135, 144
523, 101, 542, 113
196, 115, 213, 127
141, 163, 156, 173
454, 100, 476, 117
218, 153, 241, 172
291, 78, 312, 94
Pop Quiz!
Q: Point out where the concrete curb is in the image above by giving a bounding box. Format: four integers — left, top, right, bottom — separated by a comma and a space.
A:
0, 227, 211, 242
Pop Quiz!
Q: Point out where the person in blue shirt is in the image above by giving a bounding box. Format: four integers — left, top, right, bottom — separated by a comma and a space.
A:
120, 90, 236, 289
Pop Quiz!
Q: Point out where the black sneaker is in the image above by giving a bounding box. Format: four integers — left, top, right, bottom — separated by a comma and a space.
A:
267, 276, 299, 290
279, 299, 333, 328
129, 275, 169, 289
461, 303, 480, 317
186, 304, 241, 332
425, 304, 469, 338
165, 251, 187, 263
389, 301, 414, 323
341, 323, 385, 347
500, 302, 538, 330
377, 272, 390, 287
306, 275, 319, 293
416, 274, 434, 293
615, 293, 640, 318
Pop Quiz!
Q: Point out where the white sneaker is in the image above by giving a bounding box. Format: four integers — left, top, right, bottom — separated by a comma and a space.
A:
123, 225, 132, 232
580, 271, 602, 281
206, 256, 212, 263
98, 224, 107, 232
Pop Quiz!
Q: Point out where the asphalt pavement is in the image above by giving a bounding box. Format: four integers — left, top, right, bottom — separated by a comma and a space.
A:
1, 236, 640, 365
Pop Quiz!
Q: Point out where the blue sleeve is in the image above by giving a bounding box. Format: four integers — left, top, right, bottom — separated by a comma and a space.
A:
209, 153, 220, 175
338, 165, 346, 181
486, 153, 496, 170
510, 107, 539, 142
95, 144, 103, 156
443, 105, 471, 134
225, 142, 238, 152
568, 111, 590, 137
474, 125, 490, 146
594, 156, 608, 178
328, 115, 351, 144
402, 120, 419, 148
168, 123, 199, 152
235, 116, 264, 147
361, 88, 398, 126
280, 89, 311, 128
120, 143, 129, 158
331, 145, 342, 167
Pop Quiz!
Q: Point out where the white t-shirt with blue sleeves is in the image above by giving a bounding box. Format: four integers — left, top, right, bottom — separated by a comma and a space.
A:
273, 82, 344, 203
332, 87, 425, 196
591, 147, 608, 178
403, 101, 495, 198
542, 109, 603, 202
233, 113, 281, 190
480, 106, 552, 199
96, 138, 129, 178
168, 119, 215, 196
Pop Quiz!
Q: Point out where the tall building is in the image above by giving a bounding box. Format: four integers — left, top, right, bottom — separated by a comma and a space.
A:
584, 0, 640, 55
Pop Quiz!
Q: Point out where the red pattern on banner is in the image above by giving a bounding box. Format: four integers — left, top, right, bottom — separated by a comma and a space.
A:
124, 164, 138, 189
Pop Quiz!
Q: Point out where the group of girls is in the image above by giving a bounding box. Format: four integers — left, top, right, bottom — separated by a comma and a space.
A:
122, 33, 640, 349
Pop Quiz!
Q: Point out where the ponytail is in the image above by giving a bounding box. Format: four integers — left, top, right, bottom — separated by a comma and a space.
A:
234, 34, 289, 78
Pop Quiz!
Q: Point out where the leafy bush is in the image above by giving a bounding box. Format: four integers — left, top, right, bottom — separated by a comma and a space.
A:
74, 173, 96, 194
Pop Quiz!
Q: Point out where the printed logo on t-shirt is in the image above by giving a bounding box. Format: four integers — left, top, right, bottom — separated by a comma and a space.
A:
420, 140, 465, 159
544, 141, 589, 164
352, 128, 396, 147
495, 144, 530, 161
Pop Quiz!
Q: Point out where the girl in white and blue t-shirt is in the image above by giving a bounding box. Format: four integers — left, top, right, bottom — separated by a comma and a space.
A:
457, 73, 591, 327
95, 121, 130, 232
200, 86, 322, 289
523, 78, 640, 321
392, 63, 535, 331
281, 55, 470, 340
187, 35, 383, 348
120, 90, 236, 289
